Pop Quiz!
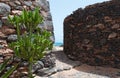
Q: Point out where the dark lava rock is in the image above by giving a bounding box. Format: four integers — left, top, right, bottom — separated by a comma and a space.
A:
64, 0, 120, 68
40, 52, 56, 68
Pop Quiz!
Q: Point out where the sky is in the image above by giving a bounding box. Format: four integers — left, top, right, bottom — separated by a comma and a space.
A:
49, 0, 109, 43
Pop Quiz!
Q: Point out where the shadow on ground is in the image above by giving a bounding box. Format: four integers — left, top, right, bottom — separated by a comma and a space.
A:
53, 49, 120, 78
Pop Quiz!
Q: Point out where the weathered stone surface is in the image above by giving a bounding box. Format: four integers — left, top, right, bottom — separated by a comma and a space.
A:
0, 0, 54, 42
15, 6, 23, 10
0, 48, 13, 55
32, 52, 56, 73
0, 26, 16, 35
0, 32, 7, 39
46, 12, 52, 20
108, 32, 117, 39
41, 10, 48, 17
0, 45, 3, 49
33, 61, 45, 73
7, 34, 17, 42
0, 3, 11, 16
24, 1, 32, 7
8, 2, 16, 7
14, 1, 21, 5
64, 0, 120, 68
0, 20, 2, 28
35, 0, 49, 11
50, 64, 120, 78
44, 20, 53, 31
112, 24, 120, 29
35, 47, 81, 76
1, 16, 8, 25
50, 35, 55, 43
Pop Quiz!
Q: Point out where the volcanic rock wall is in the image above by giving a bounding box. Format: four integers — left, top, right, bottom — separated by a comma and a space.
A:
64, 0, 120, 68
0, 0, 54, 42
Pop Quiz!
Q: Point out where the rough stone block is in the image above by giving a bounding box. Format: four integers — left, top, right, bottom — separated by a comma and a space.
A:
64, 0, 120, 68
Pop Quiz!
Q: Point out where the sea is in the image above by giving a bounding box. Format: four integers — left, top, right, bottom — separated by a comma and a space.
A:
54, 42, 63, 46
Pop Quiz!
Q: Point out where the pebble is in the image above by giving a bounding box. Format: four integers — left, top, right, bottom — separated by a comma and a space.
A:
112, 24, 120, 29
0, 45, 3, 49
1, 16, 8, 25
94, 23, 105, 29
6, 66, 11, 70
0, 3, 11, 16
13, 57, 21, 62
20, 61, 29, 67
83, 39, 90, 44
0, 32, 7, 39
37, 61, 45, 68
15, 6, 23, 10
8, 2, 16, 7
0, 57, 3, 60
7, 34, 17, 42
108, 32, 117, 39
104, 16, 112, 22
14, 1, 21, 5
24, 1, 32, 7
1, 26, 16, 35
12, 10, 22, 15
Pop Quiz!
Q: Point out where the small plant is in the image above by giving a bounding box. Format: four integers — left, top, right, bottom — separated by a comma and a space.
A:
0, 58, 18, 78
8, 7, 53, 78
9, 31, 53, 78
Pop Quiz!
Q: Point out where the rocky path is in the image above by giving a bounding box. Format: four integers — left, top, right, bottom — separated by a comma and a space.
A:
35, 47, 120, 78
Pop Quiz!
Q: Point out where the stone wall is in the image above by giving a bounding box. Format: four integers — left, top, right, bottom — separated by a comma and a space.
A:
64, 0, 120, 68
0, 0, 54, 42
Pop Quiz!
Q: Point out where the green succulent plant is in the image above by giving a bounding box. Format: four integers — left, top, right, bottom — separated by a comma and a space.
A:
8, 7, 53, 78
9, 31, 53, 78
9, 31, 53, 62
8, 7, 43, 38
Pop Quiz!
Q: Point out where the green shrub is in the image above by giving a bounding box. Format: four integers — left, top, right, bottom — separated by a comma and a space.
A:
9, 31, 53, 62
8, 7, 43, 38
8, 7, 53, 78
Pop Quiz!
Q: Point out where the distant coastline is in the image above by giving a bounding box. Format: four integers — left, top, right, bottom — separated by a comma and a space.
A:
54, 42, 63, 46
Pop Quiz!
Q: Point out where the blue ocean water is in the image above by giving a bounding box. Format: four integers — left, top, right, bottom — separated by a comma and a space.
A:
54, 42, 63, 46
